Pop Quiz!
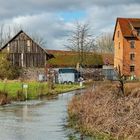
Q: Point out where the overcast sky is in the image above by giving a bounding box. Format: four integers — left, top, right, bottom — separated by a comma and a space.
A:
0, 0, 140, 50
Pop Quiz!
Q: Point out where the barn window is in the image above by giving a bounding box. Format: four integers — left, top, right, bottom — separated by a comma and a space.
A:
137, 29, 140, 36
27, 46, 30, 52
7, 46, 10, 52
20, 41, 24, 52
27, 40, 31, 46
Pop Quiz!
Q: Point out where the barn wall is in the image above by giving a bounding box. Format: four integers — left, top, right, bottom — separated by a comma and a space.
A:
1, 32, 47, 68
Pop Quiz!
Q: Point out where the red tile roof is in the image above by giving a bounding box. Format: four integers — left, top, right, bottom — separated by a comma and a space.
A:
113, 18, 140, 40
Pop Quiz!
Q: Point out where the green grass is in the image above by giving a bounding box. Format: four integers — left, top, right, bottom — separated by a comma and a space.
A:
0, 81, 82, 100
48, 53, 103, 67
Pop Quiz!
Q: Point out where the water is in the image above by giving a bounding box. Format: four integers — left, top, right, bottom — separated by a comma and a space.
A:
0, 90, 95, 140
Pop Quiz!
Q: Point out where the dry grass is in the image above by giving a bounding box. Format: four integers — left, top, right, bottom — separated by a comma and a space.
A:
68, 82, 140, 140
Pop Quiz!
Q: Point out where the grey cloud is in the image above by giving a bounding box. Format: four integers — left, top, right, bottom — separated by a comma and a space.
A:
4, 13, 74, 50
0, 0, 140, 50
86, 4, 140, 35
0, 0, 140, 19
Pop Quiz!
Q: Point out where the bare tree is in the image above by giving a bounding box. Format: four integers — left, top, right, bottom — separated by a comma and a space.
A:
0, 24, 5, 48
96, 33, 114, 53
114, 57, 139, 95
30, 32, 47, 47
0, 24, 10, 48
65, 22, 95, 66
0, 24, 23, 48
115, 65, 125, 95
0, 24, 47, 48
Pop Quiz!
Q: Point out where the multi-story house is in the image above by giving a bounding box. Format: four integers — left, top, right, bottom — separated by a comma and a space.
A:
113, 18, 140, 78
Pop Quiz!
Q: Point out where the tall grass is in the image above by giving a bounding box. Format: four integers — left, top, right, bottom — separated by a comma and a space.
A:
68, 82, 140, 140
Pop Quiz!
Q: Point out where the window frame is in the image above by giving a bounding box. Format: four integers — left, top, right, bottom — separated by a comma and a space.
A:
130, 65, 135, 72
118, 42, 120, 49
117, 31, 120, 38
27, 40, 31, 47
130, 40, 135, 48
130, 53, 135, 61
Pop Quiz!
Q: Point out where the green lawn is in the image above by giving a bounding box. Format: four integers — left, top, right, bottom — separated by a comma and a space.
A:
0, 81, 82, 100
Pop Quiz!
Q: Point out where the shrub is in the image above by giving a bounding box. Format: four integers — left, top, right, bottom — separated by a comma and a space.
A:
0, 54, 21, 80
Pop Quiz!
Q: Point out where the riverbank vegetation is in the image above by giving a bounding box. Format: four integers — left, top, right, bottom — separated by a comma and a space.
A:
68, 81, 140, 140
0, 54, 21, 80
0, 80, 82, 105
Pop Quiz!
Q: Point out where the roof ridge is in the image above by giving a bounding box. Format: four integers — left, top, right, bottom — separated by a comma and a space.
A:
0, 30, 48, 54
114, 17, 140, 39
117, 17, 140, 20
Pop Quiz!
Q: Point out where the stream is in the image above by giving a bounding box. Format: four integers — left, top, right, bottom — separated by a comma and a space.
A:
0, 90, 95, 140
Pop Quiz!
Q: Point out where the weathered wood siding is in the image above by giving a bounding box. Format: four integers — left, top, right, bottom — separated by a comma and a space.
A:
1, 32, 48, 68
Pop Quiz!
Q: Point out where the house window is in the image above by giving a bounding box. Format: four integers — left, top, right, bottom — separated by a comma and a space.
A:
130, 65, 135, 72
118, 31, 120, 38
130, 40, 135, 48
130, 53, 135, 61
118, 42, 120, 49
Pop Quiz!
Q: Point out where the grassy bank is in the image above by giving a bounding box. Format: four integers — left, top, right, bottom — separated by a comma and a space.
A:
0, 81, 82, 102
68, 81, 140, 140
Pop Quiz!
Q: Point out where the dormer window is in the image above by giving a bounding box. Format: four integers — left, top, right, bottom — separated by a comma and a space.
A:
130, 40, 135, 48
137, 29, 140, 36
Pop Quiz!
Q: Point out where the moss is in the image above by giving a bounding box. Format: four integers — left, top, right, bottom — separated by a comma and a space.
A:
48, 53, 103, 67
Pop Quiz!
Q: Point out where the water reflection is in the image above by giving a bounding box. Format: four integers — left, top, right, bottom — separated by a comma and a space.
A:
0, 90, 94, 140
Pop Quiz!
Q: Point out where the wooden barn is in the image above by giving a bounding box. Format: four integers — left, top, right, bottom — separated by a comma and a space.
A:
0, 30, 51, 68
